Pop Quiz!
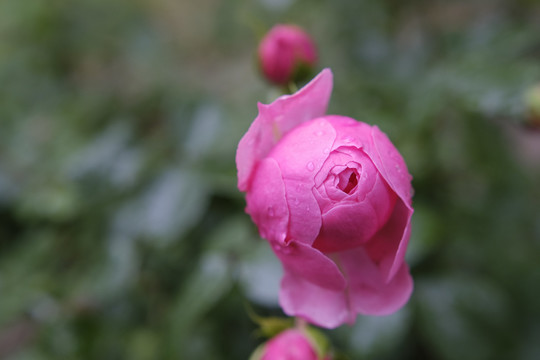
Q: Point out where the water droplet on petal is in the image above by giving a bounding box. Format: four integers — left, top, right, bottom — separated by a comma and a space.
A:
323, 147, 330, 154
315, 130, 324, 136
306, 162, 315, 171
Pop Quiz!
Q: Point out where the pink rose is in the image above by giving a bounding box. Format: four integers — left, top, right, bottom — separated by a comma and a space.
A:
236, 69, 414, 328
259, 329, 328, 360
258, 24, 317, 85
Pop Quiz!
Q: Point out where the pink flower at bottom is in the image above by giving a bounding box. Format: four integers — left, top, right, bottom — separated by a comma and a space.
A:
260, 329, 325, 360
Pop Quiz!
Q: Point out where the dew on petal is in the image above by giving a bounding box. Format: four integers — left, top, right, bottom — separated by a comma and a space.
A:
281, 246, 292, 255
306, 162, 315, 171
272, 242, 292, 255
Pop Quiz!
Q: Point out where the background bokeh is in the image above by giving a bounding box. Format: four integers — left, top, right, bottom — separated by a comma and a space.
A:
1, 0, 540, 359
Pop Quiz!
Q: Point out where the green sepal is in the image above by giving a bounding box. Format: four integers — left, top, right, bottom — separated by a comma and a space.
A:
303, 325, 331, 360
525, 84, 540, 117
245, 304, 294, 338
256, 317, 295, 338
248, 343, 266, 360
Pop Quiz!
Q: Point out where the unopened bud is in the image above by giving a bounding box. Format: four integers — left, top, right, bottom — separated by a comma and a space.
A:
258, 24, 317, 86
250, 328, 332, 360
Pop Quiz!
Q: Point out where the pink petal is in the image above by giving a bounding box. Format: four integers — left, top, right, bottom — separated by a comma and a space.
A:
279, 265, 352, 329
326, 115, 373, 151
365, 199, 413, 282
327, 116, 413, 282
282, 178, 322, 245
246, 158, 289, 244
370, 126, 413, 205
327, 116, 412, 205
271, 240, 346, 291
337, 247, 413, 316
267, 117, 338, 245
236, 69, 333, 191
312, 148, 356, 188
314, 201, 380, 253
367, 127, 413, 281
269, 117, 337, 181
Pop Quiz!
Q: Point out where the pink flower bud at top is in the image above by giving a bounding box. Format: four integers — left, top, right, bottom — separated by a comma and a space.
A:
258, 24, 317, 86
524, 84, 540, 130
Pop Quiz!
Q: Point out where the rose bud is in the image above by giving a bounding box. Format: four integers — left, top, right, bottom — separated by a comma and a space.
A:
258, 24, 317, 86
251, 329, 331, 360
236, 69, 414, 329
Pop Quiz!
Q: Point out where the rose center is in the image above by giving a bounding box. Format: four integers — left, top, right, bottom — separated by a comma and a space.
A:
337, 168, 359, 194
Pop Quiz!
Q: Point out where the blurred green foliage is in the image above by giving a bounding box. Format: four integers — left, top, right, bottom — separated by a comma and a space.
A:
1, 0, 540, 359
